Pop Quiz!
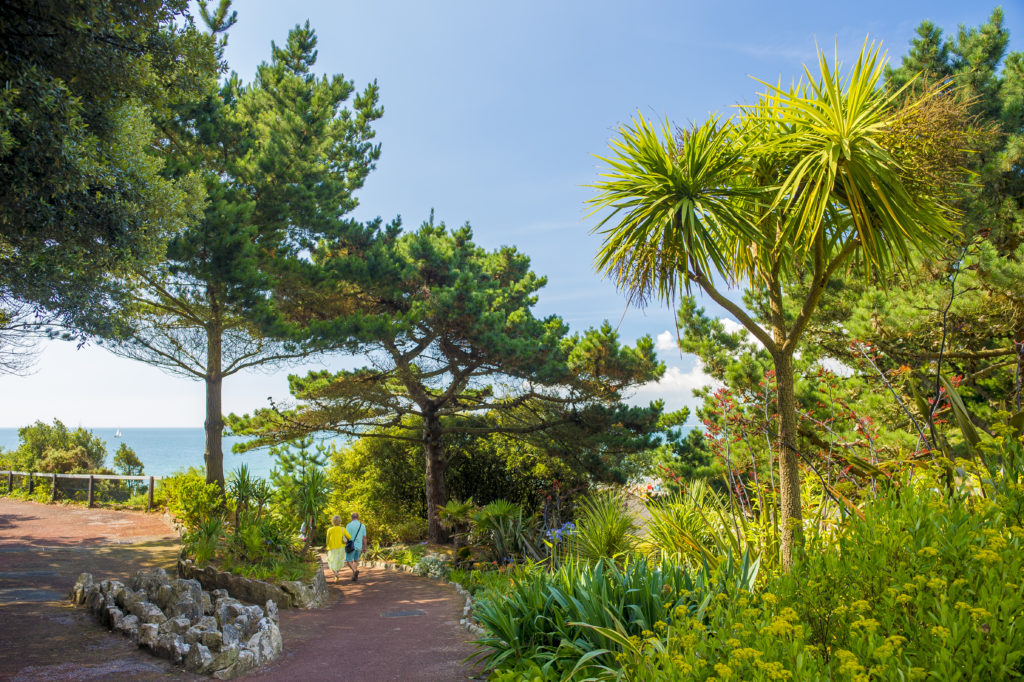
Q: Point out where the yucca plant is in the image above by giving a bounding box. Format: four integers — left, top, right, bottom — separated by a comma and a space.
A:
589, 42, 970, 569
568, 491, 638, 563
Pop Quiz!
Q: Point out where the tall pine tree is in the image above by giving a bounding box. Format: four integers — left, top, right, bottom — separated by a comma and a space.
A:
108, 6, 383, 490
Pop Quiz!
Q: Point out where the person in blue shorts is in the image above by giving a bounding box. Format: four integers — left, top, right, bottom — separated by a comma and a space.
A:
345, 512, 367, 582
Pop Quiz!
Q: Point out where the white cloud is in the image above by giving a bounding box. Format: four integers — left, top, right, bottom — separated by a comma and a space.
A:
719, 318, 744, 335
655, 330, 677, 352
627, 361, 717, 412
720, 317, 765, 349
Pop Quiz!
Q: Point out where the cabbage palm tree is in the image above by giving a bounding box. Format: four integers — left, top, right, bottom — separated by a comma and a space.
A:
589, 43, 964, 569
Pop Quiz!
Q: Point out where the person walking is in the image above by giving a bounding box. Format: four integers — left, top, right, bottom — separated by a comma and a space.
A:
345, 512, 367, 582
325, 515, 351, 583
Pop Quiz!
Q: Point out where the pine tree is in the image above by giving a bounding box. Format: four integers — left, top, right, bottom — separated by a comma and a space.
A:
230, 220, 667, 542
107, 6, 384, 490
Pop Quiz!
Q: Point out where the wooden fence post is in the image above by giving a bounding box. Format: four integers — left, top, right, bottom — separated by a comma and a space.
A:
148, 476, 155, 512
51, 473, 58, 501
27, 472, 33, 494
6, 471, 11, 494
87, 475, 94, 508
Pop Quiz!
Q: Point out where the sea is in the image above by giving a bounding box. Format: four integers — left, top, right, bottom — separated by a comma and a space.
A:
0, 428, 345, 480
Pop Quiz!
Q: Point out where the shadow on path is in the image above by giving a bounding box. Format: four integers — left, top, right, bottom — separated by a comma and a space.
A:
248, 565, 482, 681
0, 500, 482, 681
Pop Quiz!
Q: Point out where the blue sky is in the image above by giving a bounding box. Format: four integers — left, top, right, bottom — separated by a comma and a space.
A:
1, 1, 1020, 427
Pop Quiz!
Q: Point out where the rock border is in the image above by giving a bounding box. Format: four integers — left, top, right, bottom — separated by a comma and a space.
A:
359, 559, 485, 637
70, 567, 282, 679
178, 558, 328, 610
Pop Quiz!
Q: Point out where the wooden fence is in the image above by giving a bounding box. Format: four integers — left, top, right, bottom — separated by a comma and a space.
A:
1, 470, 164, 511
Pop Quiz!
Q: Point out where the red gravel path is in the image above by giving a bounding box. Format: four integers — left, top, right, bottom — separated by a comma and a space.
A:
0, 500, 483, 681
250, 566, 482, 681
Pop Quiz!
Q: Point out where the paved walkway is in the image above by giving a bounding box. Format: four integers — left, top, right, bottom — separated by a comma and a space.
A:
0, 499, 481, 681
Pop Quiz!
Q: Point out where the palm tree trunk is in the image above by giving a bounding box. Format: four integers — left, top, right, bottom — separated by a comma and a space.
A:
773, 351, 802, 570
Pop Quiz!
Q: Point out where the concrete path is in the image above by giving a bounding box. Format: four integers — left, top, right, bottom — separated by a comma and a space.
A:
0, 499, 481, 681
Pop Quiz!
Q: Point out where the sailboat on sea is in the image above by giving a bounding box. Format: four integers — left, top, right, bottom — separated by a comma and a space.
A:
115, 428, 122, 438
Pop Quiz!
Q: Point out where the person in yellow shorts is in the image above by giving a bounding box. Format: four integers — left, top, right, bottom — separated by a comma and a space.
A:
325, 515, 351, 583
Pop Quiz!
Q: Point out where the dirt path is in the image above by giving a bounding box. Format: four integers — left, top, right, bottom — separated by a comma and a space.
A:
0, 498, 192, 681
0, 499, 481, 681
251, 566, 481, 681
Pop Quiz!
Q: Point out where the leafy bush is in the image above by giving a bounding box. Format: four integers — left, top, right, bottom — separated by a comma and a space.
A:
0, 420, 108, 473
475, 481, 1024, 680
473, 499, 545, 563
393, 517, 428, 544
413, 555, 451, 579
156, 468, 221, 530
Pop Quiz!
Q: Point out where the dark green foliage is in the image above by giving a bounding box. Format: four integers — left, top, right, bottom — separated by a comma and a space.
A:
0, 419, 107, 473
231, 220, 665, 542
0, 0, 214, 336
267, 438, 329, 545
471, 554, 759, 676
326, 423, 582, 544
110, 6, 384, 490
112, 444, 144, 476
803, 9, 1024, 434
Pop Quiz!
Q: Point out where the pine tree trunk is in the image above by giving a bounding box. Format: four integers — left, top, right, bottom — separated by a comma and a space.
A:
422, 412, 450, 544
205, 321, 225, 492
773, 351, 802, 571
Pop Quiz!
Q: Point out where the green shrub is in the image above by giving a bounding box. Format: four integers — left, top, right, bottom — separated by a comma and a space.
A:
393, 517, 428, 544
471, 553, 758, 675
157, 468, 221, 530
473, 499, 544, 563
475, 482, 1024, 680
568, 491, 637, 563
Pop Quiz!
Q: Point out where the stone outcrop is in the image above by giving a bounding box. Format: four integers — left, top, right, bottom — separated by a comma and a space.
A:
70, 568, 282, 678
177, 558, 327, 610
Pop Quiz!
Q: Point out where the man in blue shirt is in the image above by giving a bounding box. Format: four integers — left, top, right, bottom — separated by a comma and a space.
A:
345, 512, 368, 582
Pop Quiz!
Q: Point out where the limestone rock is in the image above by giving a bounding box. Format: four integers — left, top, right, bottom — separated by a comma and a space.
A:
184, 626, 204, 646
155, 632, 190, 664
84, 586, 104, 614
117, 614, 141, 643
138, 623, 160, 649
170, 595, 201, 622
159, 614, 191, 637
214, 648, 256, 680
195, 615, 218, 631
184, 642, 214, 674
208, 643, 240, 676
221, 623, 240, 648
104, 604, 124, 630
264, 600, 279, 625
202, 591, 213, 616
70, 573, 94, 605
201, 628, 224, 652
131, 601, 167, 625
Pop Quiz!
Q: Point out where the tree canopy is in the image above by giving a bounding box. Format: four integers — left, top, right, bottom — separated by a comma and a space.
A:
589, 43, 970, 569
0, 0, 215, 337
229, 220, 668, 541
106, 9, 384, 490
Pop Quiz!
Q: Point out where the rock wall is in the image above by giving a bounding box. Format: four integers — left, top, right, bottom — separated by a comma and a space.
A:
176, 558, 328, 610
71, 568, 283, 679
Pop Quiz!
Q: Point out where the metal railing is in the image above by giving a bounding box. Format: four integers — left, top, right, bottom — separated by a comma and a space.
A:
1, 470, 164, 510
